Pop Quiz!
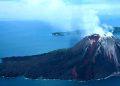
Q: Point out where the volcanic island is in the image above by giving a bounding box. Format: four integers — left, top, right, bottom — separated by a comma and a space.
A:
0, 34, 120, 81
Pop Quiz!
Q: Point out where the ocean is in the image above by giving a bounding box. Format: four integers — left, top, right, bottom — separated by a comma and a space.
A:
0, 21, 79, 58
0, 21, 120, 86
0, 76, 120, 86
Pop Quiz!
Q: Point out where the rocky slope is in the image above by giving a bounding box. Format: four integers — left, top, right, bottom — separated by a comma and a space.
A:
0, 34, 120, 81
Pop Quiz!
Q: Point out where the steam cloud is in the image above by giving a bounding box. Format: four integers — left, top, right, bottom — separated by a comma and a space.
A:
0, 0, 113, 36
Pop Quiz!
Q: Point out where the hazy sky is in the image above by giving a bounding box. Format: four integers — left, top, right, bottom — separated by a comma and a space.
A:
0, 0, 119, 20
0, 0, 120, 31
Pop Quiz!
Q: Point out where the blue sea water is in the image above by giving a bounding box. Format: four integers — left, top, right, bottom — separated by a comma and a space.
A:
0, 76, 120, 86
0, 21, 80, 58
0, 21, 120, 86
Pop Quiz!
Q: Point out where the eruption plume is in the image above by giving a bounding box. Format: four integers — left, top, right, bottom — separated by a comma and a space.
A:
0, 0, 113, 37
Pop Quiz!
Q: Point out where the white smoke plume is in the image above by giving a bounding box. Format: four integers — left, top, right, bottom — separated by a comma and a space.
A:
0, 0, 113, 36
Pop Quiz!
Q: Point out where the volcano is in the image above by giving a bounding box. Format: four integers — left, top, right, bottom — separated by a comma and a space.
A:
0, 34, 120, 81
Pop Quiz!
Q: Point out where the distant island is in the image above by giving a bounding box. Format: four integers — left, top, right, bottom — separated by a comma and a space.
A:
52, 27, 120, 37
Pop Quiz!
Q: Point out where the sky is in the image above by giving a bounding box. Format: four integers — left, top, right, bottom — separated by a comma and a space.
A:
0, 0, 120, 20
0, 0, 120, 34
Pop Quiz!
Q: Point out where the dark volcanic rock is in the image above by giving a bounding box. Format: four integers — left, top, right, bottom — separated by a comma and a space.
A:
0, 34, 120, 81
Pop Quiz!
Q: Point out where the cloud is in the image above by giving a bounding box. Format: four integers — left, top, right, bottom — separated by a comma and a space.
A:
0, 0, 112, 20
0, 0, 119, 35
